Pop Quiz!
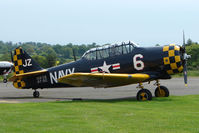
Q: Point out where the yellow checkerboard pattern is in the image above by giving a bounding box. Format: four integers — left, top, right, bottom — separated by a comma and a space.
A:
163, 44, 183, 75
13, 47, 24, 75
13, 80, 26, 89
12, 47, 26, 89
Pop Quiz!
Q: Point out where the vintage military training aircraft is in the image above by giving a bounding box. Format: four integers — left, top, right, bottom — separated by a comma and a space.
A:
0, 61, 13, 83
9, 40, 191, 101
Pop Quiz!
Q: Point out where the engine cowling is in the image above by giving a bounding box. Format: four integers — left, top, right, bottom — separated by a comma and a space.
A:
162, 44, 183, 75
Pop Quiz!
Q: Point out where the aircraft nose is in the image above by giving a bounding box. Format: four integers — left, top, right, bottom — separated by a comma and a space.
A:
162, 44, 183, 75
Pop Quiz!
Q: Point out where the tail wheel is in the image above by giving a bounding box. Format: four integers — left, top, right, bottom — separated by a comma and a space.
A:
155, 86, 169, 97
3, 79, 7, 83
33, 91, 40, 98
137, 89, 152, 101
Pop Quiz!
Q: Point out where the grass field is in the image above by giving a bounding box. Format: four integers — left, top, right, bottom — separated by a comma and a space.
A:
173, 70, 199, 77
0, 95, 199, 133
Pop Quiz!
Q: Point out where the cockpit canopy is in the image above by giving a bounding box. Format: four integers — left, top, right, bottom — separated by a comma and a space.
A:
82, 41, 138, 60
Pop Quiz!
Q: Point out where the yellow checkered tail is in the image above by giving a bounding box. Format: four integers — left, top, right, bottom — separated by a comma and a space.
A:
12, 47, 43, 89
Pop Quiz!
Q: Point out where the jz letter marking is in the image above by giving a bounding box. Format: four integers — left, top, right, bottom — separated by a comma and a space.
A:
23, 59, 32, 67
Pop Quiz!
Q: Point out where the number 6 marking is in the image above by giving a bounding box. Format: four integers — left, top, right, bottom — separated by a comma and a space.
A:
133, 54, 144, 70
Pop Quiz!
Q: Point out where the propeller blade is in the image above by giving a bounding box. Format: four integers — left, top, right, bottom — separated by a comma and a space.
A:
183, 30, 185, 47
182, 30, 189, 86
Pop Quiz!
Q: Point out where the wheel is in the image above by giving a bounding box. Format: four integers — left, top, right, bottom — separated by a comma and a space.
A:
137, 89, 152, 101
155, 86, 169, 97
3, 79, 7, 83
33, 91, 40, 98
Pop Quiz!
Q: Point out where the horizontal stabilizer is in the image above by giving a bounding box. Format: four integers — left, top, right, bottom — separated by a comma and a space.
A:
58, 73, 150, 88
9, 69, 47, 81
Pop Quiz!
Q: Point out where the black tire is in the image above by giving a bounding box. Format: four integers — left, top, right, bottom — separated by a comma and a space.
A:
155, 86, 169, 97
3, 79, 7, 83
137, 89, 152, 101
33, 91, 40, 98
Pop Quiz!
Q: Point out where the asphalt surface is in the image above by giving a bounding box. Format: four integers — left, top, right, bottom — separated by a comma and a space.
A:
0, 77, 198, 103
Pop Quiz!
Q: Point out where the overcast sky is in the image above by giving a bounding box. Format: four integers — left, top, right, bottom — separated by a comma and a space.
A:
0, 0, 198, 46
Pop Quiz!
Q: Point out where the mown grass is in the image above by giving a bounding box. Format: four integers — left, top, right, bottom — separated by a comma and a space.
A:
187, 70, 199, 76
172, 70, 199, 77
0, 95, 199, 133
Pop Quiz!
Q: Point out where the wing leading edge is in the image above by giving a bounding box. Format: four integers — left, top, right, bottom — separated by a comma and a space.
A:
58, 73, 150, 88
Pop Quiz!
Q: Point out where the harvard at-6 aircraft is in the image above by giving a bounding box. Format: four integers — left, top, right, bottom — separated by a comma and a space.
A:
0, 61, 13, 83
9, 41, 191, 101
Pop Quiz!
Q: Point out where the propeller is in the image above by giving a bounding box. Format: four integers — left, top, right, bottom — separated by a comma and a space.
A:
181, 31, 191, 86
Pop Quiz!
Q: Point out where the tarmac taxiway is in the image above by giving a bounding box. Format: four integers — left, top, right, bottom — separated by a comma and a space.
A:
0, 77, 198, 103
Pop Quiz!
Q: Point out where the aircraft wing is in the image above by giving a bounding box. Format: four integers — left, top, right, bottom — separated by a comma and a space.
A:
9, 69, 48, 81
58, 73, 150, 88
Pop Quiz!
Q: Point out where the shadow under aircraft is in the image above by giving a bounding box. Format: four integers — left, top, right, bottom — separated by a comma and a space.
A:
9, 40, 191, 101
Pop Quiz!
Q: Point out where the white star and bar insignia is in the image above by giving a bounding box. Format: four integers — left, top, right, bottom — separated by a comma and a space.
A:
91, 61, 120, 73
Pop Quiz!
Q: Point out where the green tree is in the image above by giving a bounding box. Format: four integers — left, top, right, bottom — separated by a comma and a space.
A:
186, 39, 193, 46
0, 52, 11, 61
186, 43, 199, 69
32, 55, 47, 68
62, 47, 72, 59
44, 47, 57, 68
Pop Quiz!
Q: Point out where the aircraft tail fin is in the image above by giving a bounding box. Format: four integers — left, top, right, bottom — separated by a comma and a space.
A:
13, 47, 43, 75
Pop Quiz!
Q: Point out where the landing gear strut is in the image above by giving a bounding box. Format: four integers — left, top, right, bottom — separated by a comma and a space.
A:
154, 80, 169, 97
136, 83, 152, 101
33, 90, 40, 98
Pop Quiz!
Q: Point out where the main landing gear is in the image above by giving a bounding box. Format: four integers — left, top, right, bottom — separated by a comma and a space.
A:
136, 80, 170, 101
33, 90, 40, 98
136, 83, 152, 101
154, 80, 169, 97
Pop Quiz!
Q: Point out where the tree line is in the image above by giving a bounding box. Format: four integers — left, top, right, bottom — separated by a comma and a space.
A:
0, 40, 198, 70
0, 41, 101, 68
